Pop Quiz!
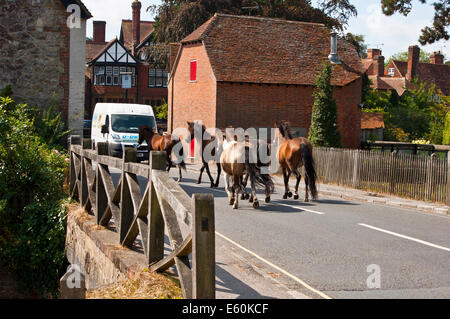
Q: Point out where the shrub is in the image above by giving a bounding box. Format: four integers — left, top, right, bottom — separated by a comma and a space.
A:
308, 62, 341, 147
0, 96, 69, 297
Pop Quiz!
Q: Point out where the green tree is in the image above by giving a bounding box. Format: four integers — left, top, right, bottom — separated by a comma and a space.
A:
343, 32, 367, 58
443, 112, 450, 145
0, 95, 69, 297
308, 62, 341, 147
362, 80, 448, 144
385, 50, 435, 68
381, 0, 449, 45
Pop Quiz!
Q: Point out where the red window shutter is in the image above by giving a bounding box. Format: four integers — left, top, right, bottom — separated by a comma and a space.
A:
190, 60, 197, 82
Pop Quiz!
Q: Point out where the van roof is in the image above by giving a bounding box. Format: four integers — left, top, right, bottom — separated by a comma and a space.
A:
93, 103, 155, 115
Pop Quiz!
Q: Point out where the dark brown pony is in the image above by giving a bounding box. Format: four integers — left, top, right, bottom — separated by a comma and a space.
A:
187, 121, 222, 188
276, 121, 317, 202
138, 126, 186, 182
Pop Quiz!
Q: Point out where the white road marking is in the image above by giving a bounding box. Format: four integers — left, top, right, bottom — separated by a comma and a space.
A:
216, 231, 332, 299
358, 223, 450, 253
276, 202, 325, 215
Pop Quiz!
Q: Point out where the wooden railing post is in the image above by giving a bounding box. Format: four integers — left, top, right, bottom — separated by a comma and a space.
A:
96, 142, 109, 224
389, 150, 397, 194
119, 147, 137, 244
446, 154, 450, 206
80, 139, 92, 209
352, 150, 360, 189
192, 194, 215, 299
148, 151, 167, 264
69, 135, 81, 197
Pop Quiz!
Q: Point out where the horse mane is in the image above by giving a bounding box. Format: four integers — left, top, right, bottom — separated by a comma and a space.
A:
278, 121, 293, 139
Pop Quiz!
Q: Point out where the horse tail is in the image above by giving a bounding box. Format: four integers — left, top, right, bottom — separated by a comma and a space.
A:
301, 143, 317, 200
245, 147, 274, 194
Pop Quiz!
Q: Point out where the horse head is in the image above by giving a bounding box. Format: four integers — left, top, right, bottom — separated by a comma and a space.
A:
187, 121, 207, 140
138, 126, 155, 145
275, 120, 292, 140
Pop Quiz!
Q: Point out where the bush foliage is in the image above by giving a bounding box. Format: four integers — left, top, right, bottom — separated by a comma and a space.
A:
308, 62, 342, 148
362, 79, 449, 144
0, 92, 69, 297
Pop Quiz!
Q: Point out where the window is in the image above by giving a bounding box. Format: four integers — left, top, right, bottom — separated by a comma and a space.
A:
93, 65, 136, 87
149, 69, 168, 88
190, 60, 197, 82
388, 68, 395, 76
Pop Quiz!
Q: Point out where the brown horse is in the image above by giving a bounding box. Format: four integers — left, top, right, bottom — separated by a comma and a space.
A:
187, 121, 222, 188
276, 121, 317, 202
138, 126, 186, 182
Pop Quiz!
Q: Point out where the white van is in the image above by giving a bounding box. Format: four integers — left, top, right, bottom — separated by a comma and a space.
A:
91, 103, 157, 161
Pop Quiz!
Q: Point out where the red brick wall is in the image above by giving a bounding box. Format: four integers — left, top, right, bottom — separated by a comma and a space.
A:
169, 43, 361, 148
216, 79, 361, 148
333, 78, 362, 148
168, 43, 217, 132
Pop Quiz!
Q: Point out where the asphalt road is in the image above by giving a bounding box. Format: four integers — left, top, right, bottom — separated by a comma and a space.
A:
108, 166, 450, 299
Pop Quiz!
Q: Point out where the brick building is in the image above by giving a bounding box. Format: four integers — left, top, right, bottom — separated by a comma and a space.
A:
363, 46, 450, 96
168, 14, 364, 148
84, 0, 168, 120
0, 0, 92, 136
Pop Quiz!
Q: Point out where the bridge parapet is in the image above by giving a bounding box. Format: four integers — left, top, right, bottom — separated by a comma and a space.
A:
68, 136, 215, 299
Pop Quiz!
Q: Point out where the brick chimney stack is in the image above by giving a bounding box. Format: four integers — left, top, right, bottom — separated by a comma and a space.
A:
367, 49, 382, 60
132, 0, 141, 51
93, 21, 106, 43
430, 51, 444, 65
407, 45, 420, 81
367, 49, 385, 76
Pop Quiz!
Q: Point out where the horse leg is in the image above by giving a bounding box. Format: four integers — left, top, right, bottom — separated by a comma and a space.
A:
240, 175, 249, 200
224, 173, 234, 205
304, 174, 310, 202
204, 161, 215, 188
232, 175, 240, 210
294, 169, 301, 200
214, 163, 221, 188
250, 175, 259, 209
197, 164, 206, 184
177, 164, 182, 183
282, 168, 292, 199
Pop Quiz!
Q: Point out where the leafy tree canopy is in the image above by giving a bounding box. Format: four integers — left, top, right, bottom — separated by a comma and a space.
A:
381, 0, 449, 45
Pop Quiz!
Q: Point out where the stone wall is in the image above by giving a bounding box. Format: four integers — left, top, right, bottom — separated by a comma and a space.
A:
66, 205, 147, 290
0, 0, 87, 133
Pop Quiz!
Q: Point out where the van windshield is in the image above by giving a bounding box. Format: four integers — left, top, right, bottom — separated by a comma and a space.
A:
111, 114, 156, 133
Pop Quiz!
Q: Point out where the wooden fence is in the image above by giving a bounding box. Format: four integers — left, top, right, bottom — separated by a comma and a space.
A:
313, 148, 450, 205
69, 136, 215, 299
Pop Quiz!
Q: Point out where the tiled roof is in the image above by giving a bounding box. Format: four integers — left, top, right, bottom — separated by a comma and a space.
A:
86, 41, 109, 62
368, 75, 414, 96
392, 60, 450, 95
180, 14, 364, 86
60, 0, 92, 19
120, 20, 155, 50
361, 112, 385, 130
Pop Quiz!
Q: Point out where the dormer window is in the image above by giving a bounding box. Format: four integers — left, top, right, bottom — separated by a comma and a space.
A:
388, 68, 395, 76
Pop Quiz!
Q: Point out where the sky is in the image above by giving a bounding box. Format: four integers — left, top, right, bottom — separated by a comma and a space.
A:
83, 0, 449, 60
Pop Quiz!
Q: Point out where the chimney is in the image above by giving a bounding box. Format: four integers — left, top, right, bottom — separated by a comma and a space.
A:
407, 45, 420, 81
373, 55, 385, 76
430, 51, 444, 65
93, 21, 106, 43
132, 0, 142, 49
328, 32, 342, 65
367, 49, 382, 60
